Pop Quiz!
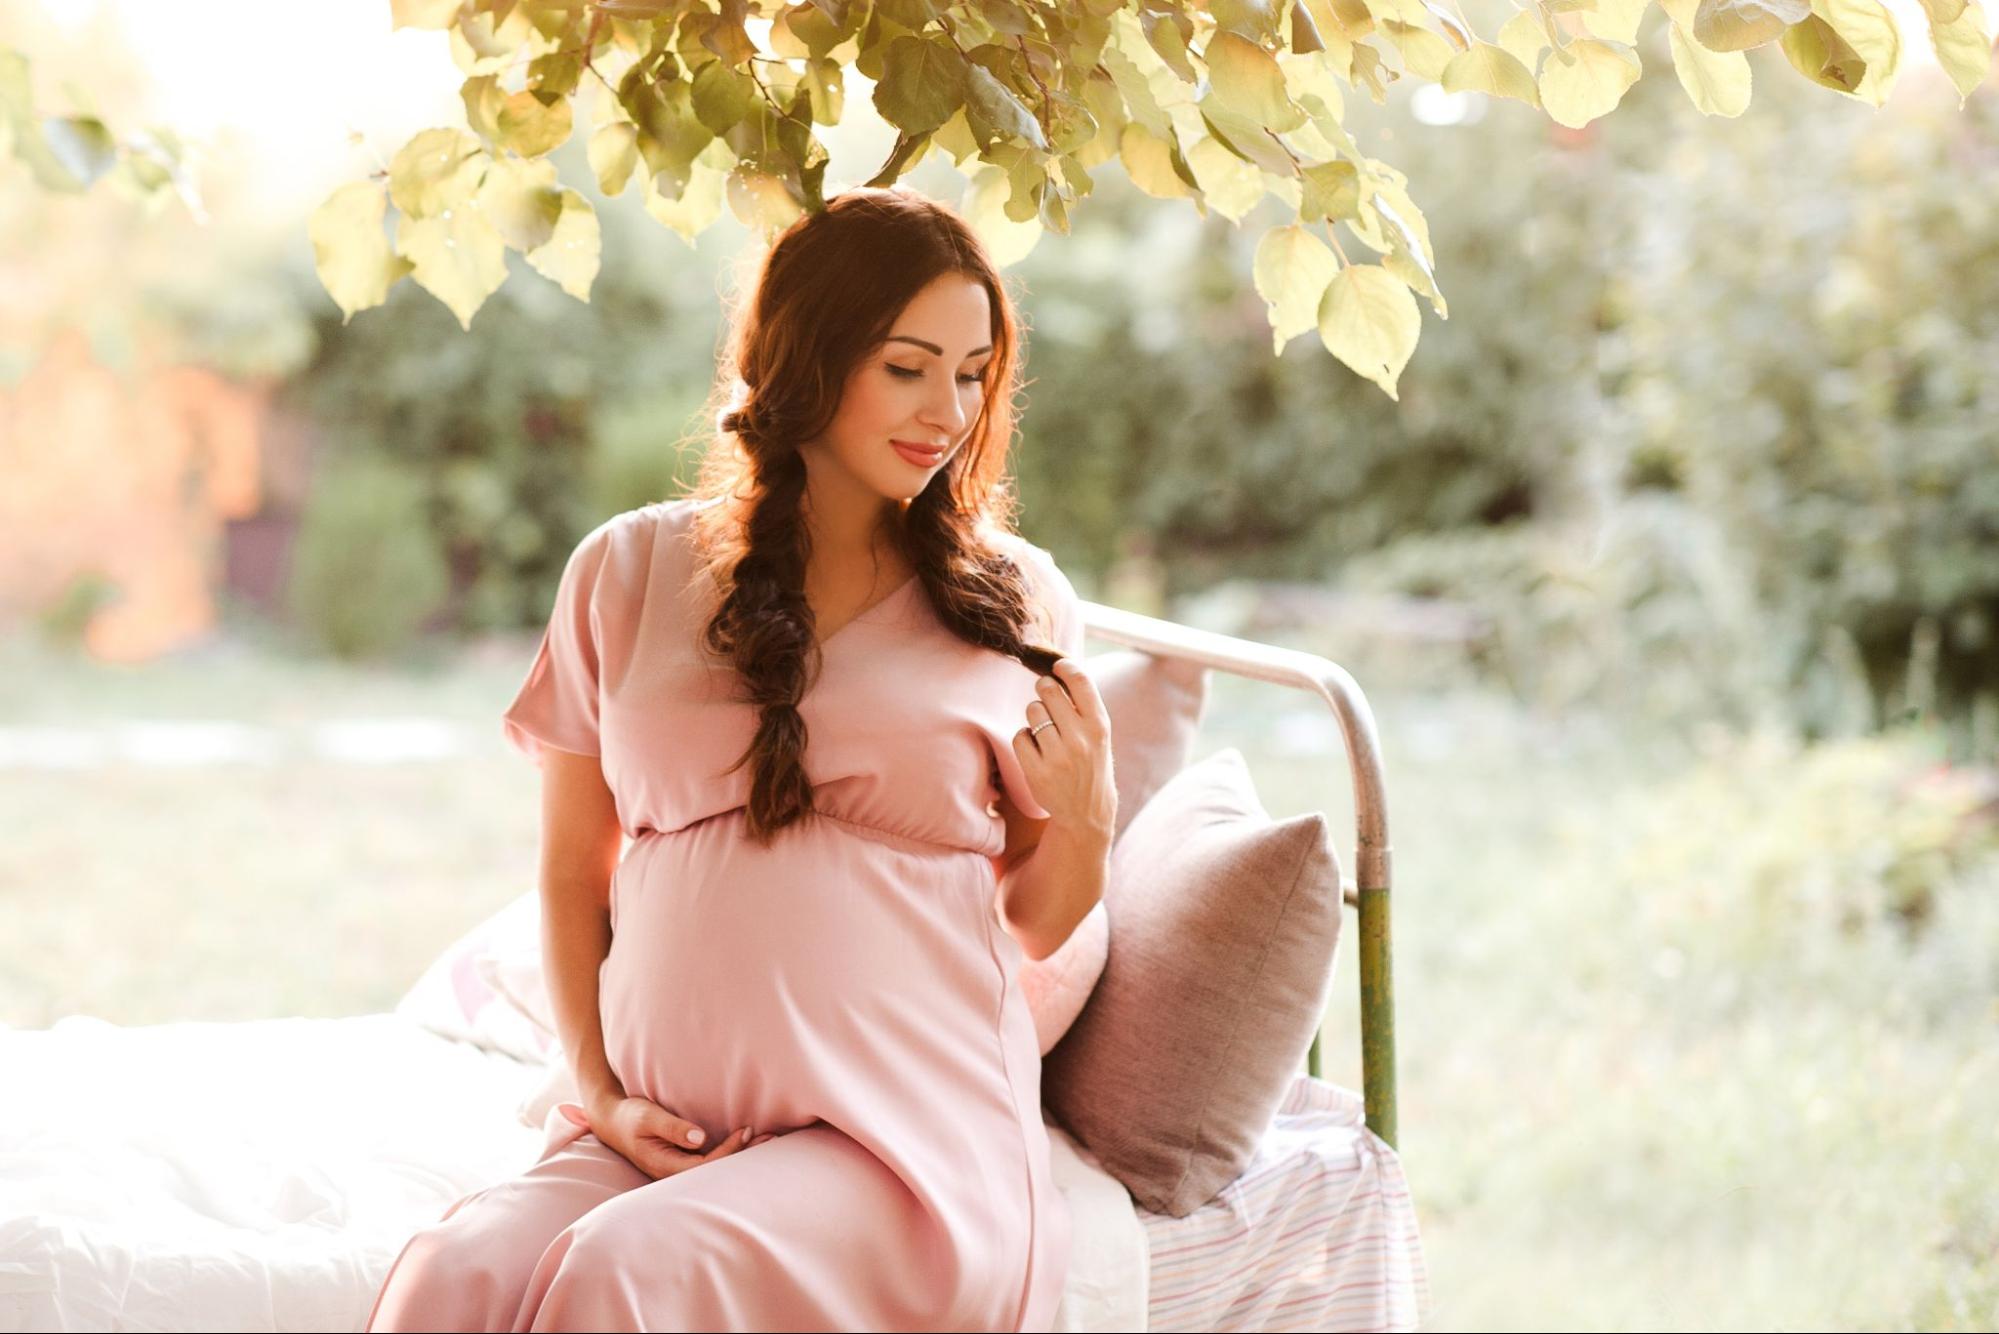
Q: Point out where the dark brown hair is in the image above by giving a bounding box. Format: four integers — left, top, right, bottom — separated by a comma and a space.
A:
682, 186, 1062, 846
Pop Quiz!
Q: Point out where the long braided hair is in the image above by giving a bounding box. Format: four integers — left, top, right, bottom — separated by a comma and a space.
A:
681, 187, 1062, 847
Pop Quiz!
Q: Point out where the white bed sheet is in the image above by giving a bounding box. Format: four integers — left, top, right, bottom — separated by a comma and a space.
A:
0, 1015, 1422, 1333
0, 1014, 1145, 1333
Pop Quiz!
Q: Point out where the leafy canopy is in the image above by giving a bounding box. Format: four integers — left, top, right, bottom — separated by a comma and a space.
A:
6, 0, 1988, 397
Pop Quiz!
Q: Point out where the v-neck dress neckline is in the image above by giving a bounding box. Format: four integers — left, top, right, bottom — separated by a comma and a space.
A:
816, 570, 921, 651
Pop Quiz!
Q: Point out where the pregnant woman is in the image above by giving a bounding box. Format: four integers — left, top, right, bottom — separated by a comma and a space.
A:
364, 186, 1115, 1332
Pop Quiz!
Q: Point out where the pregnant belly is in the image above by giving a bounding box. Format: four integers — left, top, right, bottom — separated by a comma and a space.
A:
598, 808, 1010, 1139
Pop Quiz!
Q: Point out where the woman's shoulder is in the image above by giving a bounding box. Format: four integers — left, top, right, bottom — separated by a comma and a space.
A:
982, 524, 1072, 597
583, 494, 714, 550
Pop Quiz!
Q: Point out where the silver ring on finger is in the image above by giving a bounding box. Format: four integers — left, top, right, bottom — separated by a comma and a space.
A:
1029, 720, 1056, 739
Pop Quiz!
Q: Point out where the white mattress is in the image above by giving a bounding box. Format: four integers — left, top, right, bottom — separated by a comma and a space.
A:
0, 1014, 1424, 1332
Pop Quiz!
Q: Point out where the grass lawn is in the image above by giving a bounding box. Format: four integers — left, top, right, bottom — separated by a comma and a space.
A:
1, 627, 1992, 1330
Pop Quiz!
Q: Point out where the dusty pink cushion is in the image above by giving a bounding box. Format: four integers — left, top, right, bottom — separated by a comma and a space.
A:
1041, 747, 1342, 1217
1090, 649, 1209, 841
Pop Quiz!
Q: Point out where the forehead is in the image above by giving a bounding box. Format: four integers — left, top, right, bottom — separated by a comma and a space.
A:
885, 273, 992, 355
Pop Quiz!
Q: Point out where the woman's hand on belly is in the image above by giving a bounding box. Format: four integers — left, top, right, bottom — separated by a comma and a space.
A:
591, 1093, 769, 1179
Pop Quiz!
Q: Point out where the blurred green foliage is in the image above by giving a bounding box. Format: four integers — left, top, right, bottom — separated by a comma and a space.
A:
216, 58, 1998, 738
1627, 727, 1999, 967
286, 450, 452, 660
275, 140, 725, 651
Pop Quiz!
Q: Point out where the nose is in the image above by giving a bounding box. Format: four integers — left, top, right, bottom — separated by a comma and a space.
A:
917, 372, 970, 439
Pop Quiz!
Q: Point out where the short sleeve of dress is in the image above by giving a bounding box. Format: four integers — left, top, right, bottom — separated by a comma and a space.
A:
501, 520, 616, 768
989, 539, 1088, 822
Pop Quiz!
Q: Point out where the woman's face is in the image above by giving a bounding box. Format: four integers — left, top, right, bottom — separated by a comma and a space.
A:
802, 271, 994, 505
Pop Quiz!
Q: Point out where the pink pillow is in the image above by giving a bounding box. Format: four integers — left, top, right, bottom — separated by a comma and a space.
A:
1042, 747, 1342, 1217
1018, 898, 1110, 1055
392, 890, 554, 1065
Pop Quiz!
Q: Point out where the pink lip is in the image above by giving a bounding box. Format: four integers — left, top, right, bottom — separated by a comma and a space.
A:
892, 440, 947, 466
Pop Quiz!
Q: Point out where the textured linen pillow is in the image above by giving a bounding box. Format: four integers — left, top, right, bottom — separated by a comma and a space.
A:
1088, 649, 1209, 842
1041, 746, 1342, 1218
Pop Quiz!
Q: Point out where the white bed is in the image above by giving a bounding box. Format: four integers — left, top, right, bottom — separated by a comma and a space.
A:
0, 1012, 1427, 1332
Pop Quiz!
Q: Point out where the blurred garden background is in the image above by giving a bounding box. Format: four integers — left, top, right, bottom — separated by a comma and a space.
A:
2, 0, 1996, 1329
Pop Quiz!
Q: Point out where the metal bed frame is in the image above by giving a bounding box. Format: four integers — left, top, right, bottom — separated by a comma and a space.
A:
1075, 597, 1399, 1150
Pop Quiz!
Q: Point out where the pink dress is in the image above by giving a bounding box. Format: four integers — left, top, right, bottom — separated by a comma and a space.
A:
365, 496, 1083, 1333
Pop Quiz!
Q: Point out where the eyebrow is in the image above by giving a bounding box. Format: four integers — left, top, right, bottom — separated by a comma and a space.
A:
886, 335, 993, 358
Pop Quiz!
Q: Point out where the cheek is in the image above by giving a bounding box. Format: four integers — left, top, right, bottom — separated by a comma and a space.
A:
833, 371, 905, 437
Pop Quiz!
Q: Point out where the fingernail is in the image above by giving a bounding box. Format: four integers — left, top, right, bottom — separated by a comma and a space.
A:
743, 1126, 755, 1140
687, 1128, 705, 1146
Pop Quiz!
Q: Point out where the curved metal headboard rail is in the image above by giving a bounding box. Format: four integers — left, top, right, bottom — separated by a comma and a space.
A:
1075, 597, 1399, 1150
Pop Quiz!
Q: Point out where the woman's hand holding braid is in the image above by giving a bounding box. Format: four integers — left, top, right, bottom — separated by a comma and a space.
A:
1013, 658, 1116, 841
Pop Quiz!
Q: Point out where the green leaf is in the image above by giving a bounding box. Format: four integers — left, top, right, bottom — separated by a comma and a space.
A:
1781, 14, 1869, 92
960, 161, 1043, 266
1581, 0, 1655, 44
1496, 9, 1550, 71
1669, 19, 1752, 113
865, 128, 934, 185
644, 140, 730, 245
1184, 133, 1265, 221
932, 106, 983, 164
496, 88, 573, 157
781, 3, 847, 59
1299, 160, 1362, 222
39, 116, 118, 190
1199, 103, 1300, 175
1349, 39, 1397, 102
692, 57, 756, 134
1253, 224, 1338, 354
398, 200, 509, 330
1204, 30, 1307, 131
874, 35, 968, 135
1538, 37, 1642, 126
726, 163, 806, 240
528, 51, 582, 100
526, 187, 600, 300
1920, 0, 1993, 103
965, 64, 1047, 149
1117, 122, 1195, 198
451, 7, 532, 75
478, 152, 564, 251
1802, 0, 1901, 104
1211, 0, 1283, 43
389, 127, 487, 218
1441, 42, 1542, 106
1318, 262, 1421, 399
1381, 21, 1457, 79
460, 75, 504, 142
632, 77, 716, 200
1692, 0, 1810, 51
701, 9, 759, 66
1141, 10, 1200, 81
1371, 184, 1438, 288
307, 180, 414, 323
590, 121, 640, 194
804, 57, 845, 123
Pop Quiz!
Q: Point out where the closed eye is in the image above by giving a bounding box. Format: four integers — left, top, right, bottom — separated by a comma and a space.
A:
889, 365, 987, 384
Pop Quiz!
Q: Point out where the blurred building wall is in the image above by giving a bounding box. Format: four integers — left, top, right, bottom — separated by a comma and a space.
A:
0, 326, 274, 661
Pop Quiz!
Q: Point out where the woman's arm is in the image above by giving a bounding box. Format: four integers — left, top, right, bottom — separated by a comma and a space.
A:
535, 747, 626, 1117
